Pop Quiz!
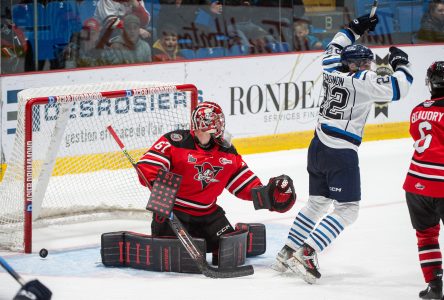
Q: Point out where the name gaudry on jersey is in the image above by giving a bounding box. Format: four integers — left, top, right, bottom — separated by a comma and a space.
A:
403, 98, 444, 198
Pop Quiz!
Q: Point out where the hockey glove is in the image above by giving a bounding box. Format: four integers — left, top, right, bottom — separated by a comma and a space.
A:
13, 280, 52, 300
388, 46, 409, 70
251, 175, 296, 213
348, 13, 379, 36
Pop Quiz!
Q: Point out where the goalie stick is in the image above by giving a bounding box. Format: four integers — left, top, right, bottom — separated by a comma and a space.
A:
0, 256, 26, 286
106, 125, 254, 278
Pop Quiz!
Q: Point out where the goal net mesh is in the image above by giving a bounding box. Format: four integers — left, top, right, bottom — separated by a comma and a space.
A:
0, 81, 197, 252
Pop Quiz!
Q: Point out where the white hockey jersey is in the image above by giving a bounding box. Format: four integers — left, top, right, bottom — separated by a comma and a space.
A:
316, 29, 413, 151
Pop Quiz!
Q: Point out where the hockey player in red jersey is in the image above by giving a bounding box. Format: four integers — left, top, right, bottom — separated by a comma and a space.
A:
136, 101, 296, 262
404, 61, 444, 300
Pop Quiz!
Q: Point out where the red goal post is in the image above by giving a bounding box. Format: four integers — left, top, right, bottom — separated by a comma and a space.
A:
0, 82, 198, 253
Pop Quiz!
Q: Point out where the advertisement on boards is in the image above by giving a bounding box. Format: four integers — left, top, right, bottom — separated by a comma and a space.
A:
0, 44, 442, 163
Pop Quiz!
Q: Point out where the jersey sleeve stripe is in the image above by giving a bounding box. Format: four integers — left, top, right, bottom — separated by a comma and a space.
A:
329, 42, 343, 50
339, 28, 355, 43
396, 67, 414, 84
322, 57, 341, 65
232, 174, 258, 196
226, 166, 249, 189
324, 67, 340, 73
144, 150, 171, 168
147, 150, 170, 162
137, 159, 169, 170
391, 76, 401, 101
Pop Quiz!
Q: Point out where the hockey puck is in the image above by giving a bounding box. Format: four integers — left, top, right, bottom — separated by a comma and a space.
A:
39, 248, 48, 258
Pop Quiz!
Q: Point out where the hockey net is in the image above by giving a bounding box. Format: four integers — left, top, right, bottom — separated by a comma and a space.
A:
0, 82, 198, 253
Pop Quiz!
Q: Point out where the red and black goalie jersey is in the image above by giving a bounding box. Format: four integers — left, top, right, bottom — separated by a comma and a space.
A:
137, 130, 263, 216
403, 97, 444, 197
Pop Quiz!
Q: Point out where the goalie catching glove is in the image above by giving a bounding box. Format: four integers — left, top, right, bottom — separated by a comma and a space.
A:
251, 175, 296, 213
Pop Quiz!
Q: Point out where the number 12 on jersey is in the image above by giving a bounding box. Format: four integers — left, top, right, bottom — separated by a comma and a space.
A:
320, 82, 351, 120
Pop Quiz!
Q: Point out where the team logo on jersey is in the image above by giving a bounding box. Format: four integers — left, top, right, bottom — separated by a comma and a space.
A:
188, 154, 197, 163
194, 162, 223, 188
219, 157, 232, 165
170, 133, 183, 142
415, 182, 425, 190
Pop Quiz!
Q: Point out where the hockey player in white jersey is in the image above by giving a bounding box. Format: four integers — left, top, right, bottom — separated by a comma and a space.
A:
273, 12, 413, 283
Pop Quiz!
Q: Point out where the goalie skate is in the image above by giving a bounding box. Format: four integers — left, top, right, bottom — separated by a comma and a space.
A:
273, 244, 320, 284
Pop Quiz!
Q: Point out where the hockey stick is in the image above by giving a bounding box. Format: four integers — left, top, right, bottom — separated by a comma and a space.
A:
106, 125, 254, 278
0, 256, 26, 286
370, 0, 378, 18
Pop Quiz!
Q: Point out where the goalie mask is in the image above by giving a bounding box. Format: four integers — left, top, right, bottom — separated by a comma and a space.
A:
191, 101, 225, 140
426, 61, 444, 98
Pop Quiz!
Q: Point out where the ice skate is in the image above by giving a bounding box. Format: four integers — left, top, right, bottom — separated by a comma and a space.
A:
286, 243, 321, 284
419, 270, 443, 300
271, 245, 294, 273
272, 243, 321, 284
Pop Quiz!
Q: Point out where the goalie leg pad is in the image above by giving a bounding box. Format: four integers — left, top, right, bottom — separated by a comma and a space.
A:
101, 231, 206, 274
217, 229, 248, 270
235, 223, 266, 257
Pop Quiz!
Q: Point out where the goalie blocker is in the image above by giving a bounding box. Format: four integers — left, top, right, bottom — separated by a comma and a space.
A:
101, 223, 266, 273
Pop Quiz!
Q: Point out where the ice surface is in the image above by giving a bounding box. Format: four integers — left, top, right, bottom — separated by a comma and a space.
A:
0, 138, 428, 300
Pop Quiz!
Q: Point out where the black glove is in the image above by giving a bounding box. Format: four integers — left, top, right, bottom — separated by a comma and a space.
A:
14, 280, 52, 300
348, 14, 379, 35
388, 46, 409, 70
251, 175, 296, 213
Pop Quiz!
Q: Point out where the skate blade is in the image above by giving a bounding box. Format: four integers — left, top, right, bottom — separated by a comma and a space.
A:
287, 258, 317, 284
271, 261, 288, 273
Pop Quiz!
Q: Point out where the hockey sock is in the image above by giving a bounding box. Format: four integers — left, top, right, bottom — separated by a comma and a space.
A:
286, 196, 331, 250
305, 201, 358, 252
305, 213, 345, 252
417, 224, 442, 283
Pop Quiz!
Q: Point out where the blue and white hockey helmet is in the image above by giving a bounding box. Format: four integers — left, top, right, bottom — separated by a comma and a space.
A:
341, 44, 374, 68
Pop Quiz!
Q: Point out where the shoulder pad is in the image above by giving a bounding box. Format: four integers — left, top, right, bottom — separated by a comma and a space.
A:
164, 130, 196, 149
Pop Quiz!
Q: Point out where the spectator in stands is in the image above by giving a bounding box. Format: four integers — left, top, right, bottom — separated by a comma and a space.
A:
152, 25, 183, 61
292, 19, 323, 51
1, 7, 29, 74
94, 0, 151, 40
249, 26, 272, 54
194, 0, 226, 48
157, 0, 200, 48
225, 0, 275, 53
417, 0, 444, 43
104, 14, 152, 64
63, 18, 105, 68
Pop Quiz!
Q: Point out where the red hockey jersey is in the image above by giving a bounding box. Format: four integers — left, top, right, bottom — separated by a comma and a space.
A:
403, 97, 444, 197
137, 130, 263, 216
